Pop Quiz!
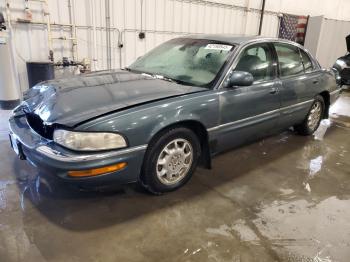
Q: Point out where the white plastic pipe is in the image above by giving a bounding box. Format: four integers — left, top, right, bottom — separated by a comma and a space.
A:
68, 0, 78, 61
0, 2, 21, 106
243, 0, 250, 35
90, 0, 98, 71
43, 0, 53, 60
0, 31, 20, 107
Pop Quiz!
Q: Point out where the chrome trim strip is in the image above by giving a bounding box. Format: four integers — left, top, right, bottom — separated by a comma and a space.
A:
207, 99, 313, 132
207, 108, 280, 132
36, 144, 148, 162
280, 99, 313, 111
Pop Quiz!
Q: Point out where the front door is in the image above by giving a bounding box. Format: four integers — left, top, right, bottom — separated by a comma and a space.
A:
213, 43, 281, 152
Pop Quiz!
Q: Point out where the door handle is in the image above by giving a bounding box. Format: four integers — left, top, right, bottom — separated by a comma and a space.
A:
313, 80, 319, 84
269, 88, 278, 94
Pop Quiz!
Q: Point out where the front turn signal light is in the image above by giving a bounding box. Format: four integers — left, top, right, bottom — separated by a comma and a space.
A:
68, 162, 127, 177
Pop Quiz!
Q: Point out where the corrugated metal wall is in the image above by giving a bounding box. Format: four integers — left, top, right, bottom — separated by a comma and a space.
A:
68, 0, 279, 69
0, 0, 280, 91
0, 0, 348, 91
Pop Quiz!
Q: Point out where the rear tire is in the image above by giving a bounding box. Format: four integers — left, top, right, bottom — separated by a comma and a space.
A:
294, 95, 325, 136
140, 127, 201, 194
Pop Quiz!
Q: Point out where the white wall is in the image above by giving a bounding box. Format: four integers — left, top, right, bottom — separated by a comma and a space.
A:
304, 16, 324, 57
318, 18, 350, 67
251, 0, 350, 21
0, 0, 349, 91
305, 16, 350, 68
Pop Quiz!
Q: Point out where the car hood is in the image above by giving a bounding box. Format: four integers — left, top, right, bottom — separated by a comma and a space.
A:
22, 70, 206, 126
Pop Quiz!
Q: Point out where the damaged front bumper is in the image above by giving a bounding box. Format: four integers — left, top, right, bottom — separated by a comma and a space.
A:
8, 114, 147, 186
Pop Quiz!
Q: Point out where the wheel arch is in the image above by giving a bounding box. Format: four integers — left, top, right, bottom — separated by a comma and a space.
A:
319, 91, 330, 118
144, 120, 211, 171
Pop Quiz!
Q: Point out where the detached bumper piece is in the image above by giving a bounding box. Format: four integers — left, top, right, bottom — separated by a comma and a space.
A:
9, 133, 26, 160
8, 114, 147, 185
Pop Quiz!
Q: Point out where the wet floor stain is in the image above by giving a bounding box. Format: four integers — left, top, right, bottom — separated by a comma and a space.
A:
253, 197, 350, 261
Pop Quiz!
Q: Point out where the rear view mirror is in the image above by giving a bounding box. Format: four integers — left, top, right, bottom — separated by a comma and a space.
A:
228, 71, 254, 87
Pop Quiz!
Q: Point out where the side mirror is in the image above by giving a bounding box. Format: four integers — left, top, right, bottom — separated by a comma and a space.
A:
228, 71, 254, 87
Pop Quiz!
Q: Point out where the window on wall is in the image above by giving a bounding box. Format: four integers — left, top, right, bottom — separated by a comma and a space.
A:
235, 44, 274, 82
274, 43, 304, 77
300, 49, 313, 73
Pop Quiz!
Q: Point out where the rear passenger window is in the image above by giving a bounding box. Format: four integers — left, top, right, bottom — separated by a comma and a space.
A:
300, 49, 313, 72
274, 44, 304, 77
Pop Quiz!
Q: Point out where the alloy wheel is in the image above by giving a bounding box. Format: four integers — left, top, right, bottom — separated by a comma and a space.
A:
307, 101, 322, 131
156, 138, 193, 185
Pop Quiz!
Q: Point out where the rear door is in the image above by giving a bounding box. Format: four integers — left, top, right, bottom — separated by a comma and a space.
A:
213, 42, 281, 152
273, 43, 319, 129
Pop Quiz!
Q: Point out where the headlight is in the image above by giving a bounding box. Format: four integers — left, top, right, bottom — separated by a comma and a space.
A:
53, 129, 127, 151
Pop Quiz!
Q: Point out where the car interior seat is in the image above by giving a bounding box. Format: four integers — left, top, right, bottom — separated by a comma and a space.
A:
235, 54, 267, 81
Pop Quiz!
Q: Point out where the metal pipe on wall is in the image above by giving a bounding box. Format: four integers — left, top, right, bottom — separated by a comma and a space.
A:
105, 0, 111, 70
118, 30, 123, 69
258, 0, 266, 35
43, 0, 53, 61
68, 0, 78, 61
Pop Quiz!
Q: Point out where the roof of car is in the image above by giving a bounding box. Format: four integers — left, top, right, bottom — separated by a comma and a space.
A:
183, 34, 287, 45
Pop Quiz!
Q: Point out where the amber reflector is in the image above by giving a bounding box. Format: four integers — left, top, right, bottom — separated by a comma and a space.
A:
68, 162, 127, 177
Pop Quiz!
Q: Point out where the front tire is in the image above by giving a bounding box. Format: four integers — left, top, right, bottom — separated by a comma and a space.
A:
294, 95, 325, 136
140, 127, 201, 194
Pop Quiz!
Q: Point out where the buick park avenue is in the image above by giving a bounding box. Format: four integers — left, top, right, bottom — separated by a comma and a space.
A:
9, 35, 341, 194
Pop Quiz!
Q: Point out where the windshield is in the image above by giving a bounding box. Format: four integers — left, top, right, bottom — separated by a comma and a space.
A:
128, 38, 235, 87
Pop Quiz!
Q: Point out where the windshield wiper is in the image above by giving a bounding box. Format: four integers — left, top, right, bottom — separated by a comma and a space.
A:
141, 72, 178, 84
153, 74, 178, 83
128, 69, 193, 86
157, 75, 194, 86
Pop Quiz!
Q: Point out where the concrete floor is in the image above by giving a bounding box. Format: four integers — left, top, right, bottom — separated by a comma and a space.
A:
0, 92, 349, 262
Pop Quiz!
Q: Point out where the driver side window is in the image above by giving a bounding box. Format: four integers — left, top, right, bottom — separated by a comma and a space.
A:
235, 44, 274, 82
